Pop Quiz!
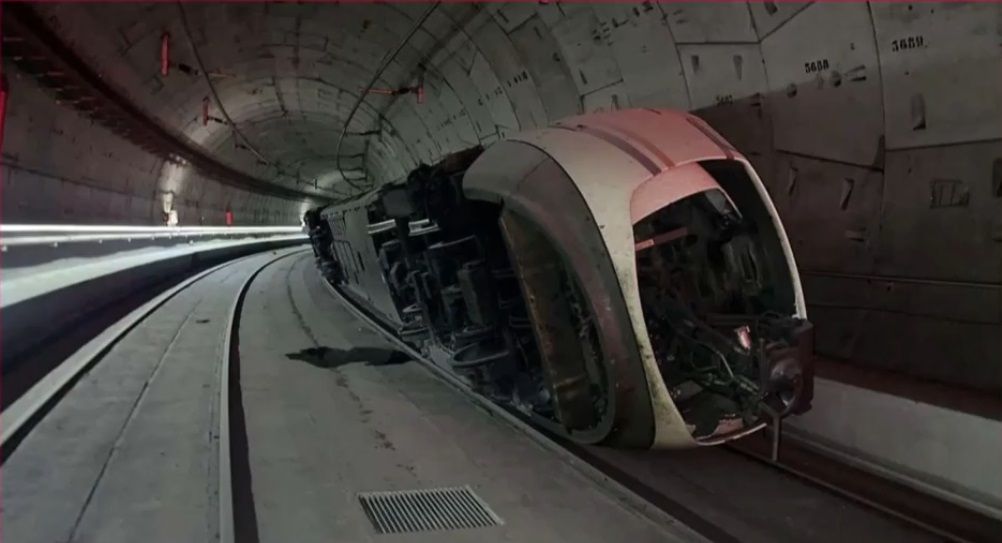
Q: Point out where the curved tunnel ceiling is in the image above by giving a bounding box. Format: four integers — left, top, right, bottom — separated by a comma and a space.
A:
8, 2, 474, 198
5, 2, 1000, 218
0, 3, 1000, 401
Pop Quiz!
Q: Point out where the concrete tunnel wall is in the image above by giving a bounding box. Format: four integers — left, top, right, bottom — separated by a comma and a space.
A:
1, 2, 1000, 391
2, 75, 307, 226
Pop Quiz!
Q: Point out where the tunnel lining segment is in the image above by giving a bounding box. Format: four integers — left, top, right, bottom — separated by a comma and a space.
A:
1, 3, 322, 202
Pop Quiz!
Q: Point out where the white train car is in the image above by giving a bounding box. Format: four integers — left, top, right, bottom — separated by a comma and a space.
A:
306, 109, 813, 449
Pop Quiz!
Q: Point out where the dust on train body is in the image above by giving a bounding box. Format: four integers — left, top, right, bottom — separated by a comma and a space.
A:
304, 109, 814, 449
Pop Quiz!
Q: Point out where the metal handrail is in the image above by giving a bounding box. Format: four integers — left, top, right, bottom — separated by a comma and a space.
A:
0, 224, 305, 248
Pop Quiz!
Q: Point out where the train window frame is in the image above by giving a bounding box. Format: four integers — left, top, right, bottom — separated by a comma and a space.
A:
698, 159, 797, 315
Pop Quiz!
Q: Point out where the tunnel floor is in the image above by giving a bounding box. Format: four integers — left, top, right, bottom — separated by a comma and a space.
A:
1, 250, 943, 543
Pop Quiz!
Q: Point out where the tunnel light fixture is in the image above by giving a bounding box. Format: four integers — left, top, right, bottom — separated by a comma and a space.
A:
0, 75, 8, 152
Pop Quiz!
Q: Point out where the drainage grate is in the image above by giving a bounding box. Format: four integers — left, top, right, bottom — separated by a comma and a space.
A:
358, 486, 503, 534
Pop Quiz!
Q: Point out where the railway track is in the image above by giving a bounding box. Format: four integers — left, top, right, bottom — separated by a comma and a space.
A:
0, 248, 306, 543
3, 249, 995, 543
220, 250, 302, 543
726, 430, 1000, 543
320, 270, 999, 543
237, 251, 703, 542
317, 275, 694, 537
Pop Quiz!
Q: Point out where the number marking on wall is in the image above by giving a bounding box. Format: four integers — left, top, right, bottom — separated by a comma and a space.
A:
804, 59, 830, 74
891, 36, 925, 52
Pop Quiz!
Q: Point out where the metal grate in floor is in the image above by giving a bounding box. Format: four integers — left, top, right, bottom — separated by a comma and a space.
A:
358, 485, 504, 534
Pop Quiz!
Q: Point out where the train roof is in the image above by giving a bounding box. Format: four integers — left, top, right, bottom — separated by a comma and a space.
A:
548, 109, 741, 175
319, 109, 738, 219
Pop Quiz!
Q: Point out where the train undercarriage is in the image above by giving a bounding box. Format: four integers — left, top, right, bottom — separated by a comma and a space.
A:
305, 146, 812, 447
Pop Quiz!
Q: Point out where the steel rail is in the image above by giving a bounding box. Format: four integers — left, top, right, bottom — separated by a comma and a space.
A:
0, 225, 305, 248
0, 246, 308, 543
321, 274, 994, 543
1, 232, 305, 249
726, 431, 1001, 543
0, 224, 303, 234
219, 248, 307, 543
0, 252, 258, 457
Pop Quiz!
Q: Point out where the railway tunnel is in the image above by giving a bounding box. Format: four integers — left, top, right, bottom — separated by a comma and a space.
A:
1, 2, 1000, 542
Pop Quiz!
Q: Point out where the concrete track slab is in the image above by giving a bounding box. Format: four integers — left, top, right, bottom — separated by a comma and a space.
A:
238, 254, 695, 543
3, 249, 955, 543
1, 251, 288, 543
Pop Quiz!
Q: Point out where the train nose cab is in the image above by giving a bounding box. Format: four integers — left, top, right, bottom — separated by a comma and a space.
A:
631, 160, 814, 443
493, 108, 815, 448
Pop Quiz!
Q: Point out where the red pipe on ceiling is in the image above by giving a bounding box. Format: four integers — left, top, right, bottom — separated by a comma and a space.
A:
160, 32, 170, 77
0, 76, 8, 153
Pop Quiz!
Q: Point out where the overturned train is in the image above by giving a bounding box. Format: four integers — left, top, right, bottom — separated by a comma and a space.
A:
305, 109, 814, 448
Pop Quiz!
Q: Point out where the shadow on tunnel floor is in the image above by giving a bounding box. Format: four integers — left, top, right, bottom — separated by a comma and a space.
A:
285, 346, 410, 370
